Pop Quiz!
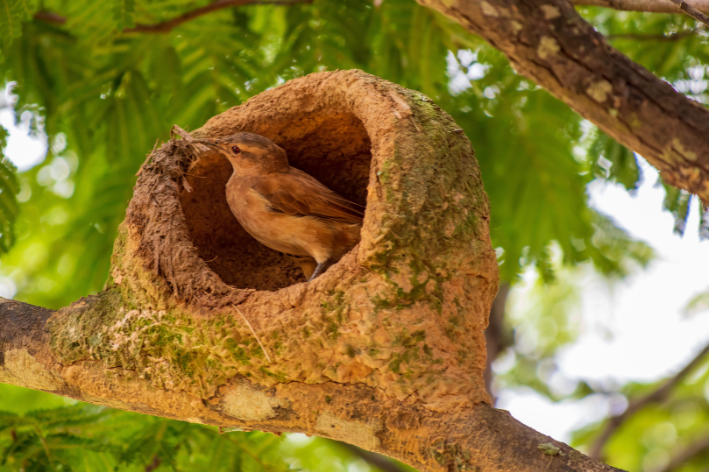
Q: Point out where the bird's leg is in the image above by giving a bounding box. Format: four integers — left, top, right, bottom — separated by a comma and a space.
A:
309, 260, 332, 281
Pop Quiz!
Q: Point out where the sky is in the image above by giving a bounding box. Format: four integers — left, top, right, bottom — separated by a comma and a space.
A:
2, 89, 709, 447
497, 157, 709, 442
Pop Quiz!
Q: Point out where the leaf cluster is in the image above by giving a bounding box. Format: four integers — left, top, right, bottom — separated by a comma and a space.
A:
0, 0, 669, 309
0, 401, 289, 472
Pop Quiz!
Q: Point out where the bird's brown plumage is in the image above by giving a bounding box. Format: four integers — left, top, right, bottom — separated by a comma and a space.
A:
196, 133, 364, 281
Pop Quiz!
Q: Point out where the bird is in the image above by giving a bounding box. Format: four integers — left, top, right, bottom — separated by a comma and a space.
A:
196, 132, 365, 281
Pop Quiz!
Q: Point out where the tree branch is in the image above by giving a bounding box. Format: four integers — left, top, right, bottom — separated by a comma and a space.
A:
0, 293, 624, 472
33, 0, 310, 34
485, 282, 512, 401
667, 0, 709, 27
606, 29, 700, 41
336, 442, 411, 472
589, 341, 709, 459
657, 435, 709, 472
569, 0, 709, 15
124, 0, 311, 34
416, 0, 709, 204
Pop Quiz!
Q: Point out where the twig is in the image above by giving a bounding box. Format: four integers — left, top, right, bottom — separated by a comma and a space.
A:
171, 124, 193, 141
144, 455, 161, 472
607, 29, 699, 41
335, 441, 410, 472
33, 11, 66, 25
34, 0, 311, 34
657, 435, 709, 472
570, 0, 709, 15
589, 341, 709, 459
667, 0, 709, 27
222, 434, 273, 467
236, 306, 271, 364
33, 426, 58, 472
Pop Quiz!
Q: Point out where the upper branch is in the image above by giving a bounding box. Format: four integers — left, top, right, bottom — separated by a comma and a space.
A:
417, 0, 709, 203
666, 0, 709, 27
124, 0, 311, 34
570, 0, 709, 15
589, 341, 709, 458
34, 0, 310, 34
658, 434, 709, 472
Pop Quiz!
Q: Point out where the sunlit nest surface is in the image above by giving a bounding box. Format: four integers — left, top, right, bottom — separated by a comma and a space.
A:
179, 113, 372, 292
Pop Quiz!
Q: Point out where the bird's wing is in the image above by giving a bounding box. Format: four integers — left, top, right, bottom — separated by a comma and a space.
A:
252, 169, 365, 224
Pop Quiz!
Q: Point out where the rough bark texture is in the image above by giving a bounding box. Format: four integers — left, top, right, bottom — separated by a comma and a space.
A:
0, 71, 621, 471
418, 0, 709, 203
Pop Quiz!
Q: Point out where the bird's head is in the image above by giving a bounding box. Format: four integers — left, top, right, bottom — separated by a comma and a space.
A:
196, 133, 288, 174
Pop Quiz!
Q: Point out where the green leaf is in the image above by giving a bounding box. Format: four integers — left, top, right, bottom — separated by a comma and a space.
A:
14, 0, 37, 19
0, 127, 19, 255
700, 203, 709, 240
587, 129, 641, 191
662, 182, 692, 236
111, 0, 135, 30
0, 0, 23, 46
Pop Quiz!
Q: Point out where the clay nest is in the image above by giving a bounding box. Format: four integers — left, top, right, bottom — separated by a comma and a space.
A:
120, 70, 423, 309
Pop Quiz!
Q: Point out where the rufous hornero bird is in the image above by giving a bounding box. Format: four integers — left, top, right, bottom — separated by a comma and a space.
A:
196, 133, 364, 281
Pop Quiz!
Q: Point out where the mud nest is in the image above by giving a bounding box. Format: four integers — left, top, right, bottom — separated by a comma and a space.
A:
180, 113, 372, 291
124, 70, 425, 300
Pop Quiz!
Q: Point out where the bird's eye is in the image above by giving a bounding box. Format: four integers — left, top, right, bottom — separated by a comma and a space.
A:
231, 145, 241, 154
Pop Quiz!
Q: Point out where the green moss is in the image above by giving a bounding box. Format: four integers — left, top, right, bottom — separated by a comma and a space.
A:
325, 395, 332, 404
47, 289, 295, 397
538, 443, 563, 456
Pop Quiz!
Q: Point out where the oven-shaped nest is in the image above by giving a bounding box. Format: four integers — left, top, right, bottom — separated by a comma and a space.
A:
108, 70, 497, 408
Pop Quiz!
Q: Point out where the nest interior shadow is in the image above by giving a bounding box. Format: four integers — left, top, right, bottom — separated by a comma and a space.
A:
179, 113, 372, 292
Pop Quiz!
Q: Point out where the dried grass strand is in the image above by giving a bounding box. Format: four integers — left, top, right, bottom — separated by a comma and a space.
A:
236, 306, 272, 364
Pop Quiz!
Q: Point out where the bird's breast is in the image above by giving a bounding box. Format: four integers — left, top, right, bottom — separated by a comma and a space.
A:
225, 180, 332, 261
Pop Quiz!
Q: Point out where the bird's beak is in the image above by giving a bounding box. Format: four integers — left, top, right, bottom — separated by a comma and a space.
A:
193, 139, 220, 149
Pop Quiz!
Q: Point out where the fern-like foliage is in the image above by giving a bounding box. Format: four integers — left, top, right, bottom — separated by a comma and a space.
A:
0, 125, 19, 254
111, 0, 135, 30
0, 0, 37, 46
0, 404, 291, 472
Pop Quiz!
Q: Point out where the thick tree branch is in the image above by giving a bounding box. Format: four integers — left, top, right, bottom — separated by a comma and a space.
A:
0, 295, 623, 472
589, 341, 709, 458
417, 0, 709, 203
33, 0, 310, 34
570, 0, 709, 15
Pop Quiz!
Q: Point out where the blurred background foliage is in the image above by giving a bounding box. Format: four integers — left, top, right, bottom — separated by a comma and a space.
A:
0, 0, 707, 470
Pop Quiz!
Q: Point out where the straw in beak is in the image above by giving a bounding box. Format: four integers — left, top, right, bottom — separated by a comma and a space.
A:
193, 139, 220, 149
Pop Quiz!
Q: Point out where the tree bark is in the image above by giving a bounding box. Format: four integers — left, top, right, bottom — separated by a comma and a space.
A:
417, 0, 709, 203
0, 296, 622, 472
0, 71, 622, 472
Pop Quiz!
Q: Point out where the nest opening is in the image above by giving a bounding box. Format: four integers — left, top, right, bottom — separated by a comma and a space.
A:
179, 113, 372, 292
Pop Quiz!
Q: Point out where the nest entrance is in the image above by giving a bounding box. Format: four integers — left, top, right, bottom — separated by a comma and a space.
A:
179, 113, 372, 291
